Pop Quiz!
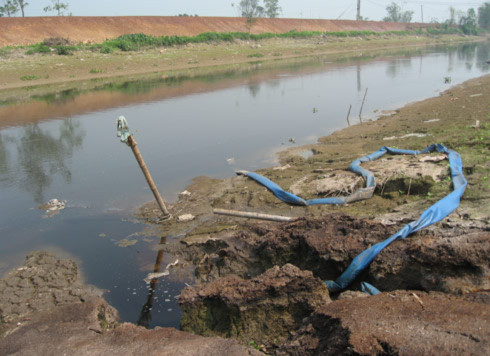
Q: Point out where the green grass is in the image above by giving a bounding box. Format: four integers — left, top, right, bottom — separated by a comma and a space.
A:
247, 53, 264, 58
8, 25, 478, 58
89, 68, 104, 74
88, 27, 469, 53
20, 75, 41, 81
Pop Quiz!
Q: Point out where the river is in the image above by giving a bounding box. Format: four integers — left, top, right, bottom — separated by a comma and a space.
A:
0, 40, 488, 329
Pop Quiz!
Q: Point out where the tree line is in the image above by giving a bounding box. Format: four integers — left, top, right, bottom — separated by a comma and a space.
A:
382, 1, 489, 34
0, 0, 70, 17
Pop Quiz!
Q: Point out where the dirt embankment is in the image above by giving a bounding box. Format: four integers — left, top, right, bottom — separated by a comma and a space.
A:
0, 16, 433, 47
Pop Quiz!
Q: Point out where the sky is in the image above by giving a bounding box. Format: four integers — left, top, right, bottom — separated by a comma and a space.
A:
14, 1, 489, 23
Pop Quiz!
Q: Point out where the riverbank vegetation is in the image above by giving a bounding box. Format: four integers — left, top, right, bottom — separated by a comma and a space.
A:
4, 26, 476, 57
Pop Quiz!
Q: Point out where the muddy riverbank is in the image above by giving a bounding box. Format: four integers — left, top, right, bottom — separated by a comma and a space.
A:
0, 33, 485, 98
0, 72, 488, 354
0, 252, 260, 355
139, 74, 489, 352
139, 73, 489, 237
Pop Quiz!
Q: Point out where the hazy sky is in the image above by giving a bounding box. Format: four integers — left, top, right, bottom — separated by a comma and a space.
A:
19, 1, 488, 23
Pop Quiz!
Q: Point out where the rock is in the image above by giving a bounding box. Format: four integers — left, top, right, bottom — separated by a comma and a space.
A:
418, 154, 446, 162
273, 164, 291, 171
179, 190, 191, 197
179, 264, 330, 350
278, 290, 490, 355
178, 214, 196, 222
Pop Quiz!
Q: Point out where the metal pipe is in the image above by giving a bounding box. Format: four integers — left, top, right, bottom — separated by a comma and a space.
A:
128, 135, 171, 219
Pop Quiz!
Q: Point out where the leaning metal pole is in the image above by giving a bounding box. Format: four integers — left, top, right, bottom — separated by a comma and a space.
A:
116, 116, 171, 220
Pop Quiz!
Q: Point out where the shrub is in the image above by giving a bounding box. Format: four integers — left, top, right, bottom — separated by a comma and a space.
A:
96, 29, 442, 53
43, 37, 71, 46
56, 45, 73, 55
26, 44, 51, 55
100, 46, 113, 54
20, 75, 41, 81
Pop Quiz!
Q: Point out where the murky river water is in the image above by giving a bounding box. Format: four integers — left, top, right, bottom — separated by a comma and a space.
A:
0, 41, 488, 328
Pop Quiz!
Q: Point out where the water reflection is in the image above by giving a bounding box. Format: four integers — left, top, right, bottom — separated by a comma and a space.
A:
357, 64, 362, 92
248, 82, 261, 97
445, 42, 490, 73
2, 42, 487, 131
476, 43, 489, 71
386, 57, 413, 78
0, 134, 9, 182
0, 119, 85, 203
137, 236, 166, 328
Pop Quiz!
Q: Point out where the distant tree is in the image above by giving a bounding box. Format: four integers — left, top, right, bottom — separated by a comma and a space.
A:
383, 2, 414, 23
15, 0, 27, 17
237, 0, 264, 32
264, 0, 281, 18
447, 6, 457, 26
43, 0, 69, 16
0, 0, 19, 17
478, 2, 490, 30
459, 8, 478, 35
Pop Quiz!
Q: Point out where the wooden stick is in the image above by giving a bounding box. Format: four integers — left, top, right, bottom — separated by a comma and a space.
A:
346, 104, 352, 127
359, 87, 368, 123
213, 208, 295, 222
128, 136, 170, 218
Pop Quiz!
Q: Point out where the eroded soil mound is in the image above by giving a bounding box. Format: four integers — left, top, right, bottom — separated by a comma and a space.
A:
177, 252, 489, 354
279, 290, 490, 355
166, 215, 489, 294
179, 264, 330, 351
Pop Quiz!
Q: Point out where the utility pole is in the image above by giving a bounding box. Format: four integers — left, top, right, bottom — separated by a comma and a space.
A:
421, 5, 424, 23
357, 0, 361, 21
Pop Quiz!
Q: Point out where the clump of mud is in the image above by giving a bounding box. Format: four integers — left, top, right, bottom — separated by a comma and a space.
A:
278, 290, 490, 355
0, 252, 111, 337
179, 264, 330, 352
165, 214, 489, 294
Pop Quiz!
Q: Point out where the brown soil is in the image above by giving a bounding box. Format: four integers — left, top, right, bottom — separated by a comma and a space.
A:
0, 16, 432, 47
0, 252, 261, 356
179, 264, 330, 351
165, 214, 489, 293
279, 290, 490, 355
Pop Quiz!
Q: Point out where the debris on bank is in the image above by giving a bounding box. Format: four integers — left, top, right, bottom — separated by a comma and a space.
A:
38, 198, 66, 217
